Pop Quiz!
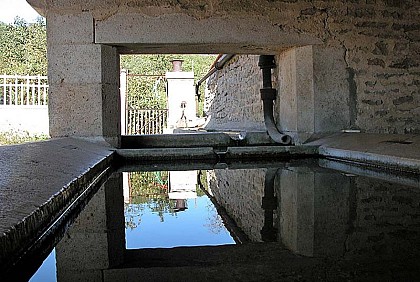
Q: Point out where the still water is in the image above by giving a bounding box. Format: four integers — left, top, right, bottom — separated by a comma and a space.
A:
27, 159, 420, 281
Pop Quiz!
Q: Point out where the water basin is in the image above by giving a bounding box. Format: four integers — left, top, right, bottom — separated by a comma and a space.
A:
22, 158, 420, 281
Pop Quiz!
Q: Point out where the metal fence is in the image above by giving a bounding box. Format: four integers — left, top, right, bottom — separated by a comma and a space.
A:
127, 108, 168, 135
0, 75, 48, 106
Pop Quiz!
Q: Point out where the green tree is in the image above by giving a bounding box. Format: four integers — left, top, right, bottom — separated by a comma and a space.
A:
0, 16, 47, 75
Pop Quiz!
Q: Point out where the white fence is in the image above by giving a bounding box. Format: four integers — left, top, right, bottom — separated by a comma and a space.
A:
0, 75, 48, 106
127, 109, 168, 135
0, 75, 49, 136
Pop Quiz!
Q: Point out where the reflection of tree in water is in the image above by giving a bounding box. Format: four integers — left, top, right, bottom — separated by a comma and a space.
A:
125, 203, 144, 230
204, 201, 225, 234
125, 171, 176, 229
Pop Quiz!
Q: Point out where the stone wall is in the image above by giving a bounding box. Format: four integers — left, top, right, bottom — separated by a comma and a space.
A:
28, 0, 419, 141
345, 177, 420, 259
200, 1, 420, 137
205, 56, 265, 131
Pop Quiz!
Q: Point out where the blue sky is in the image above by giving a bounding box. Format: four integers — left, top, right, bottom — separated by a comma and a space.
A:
0, 0, 42, 24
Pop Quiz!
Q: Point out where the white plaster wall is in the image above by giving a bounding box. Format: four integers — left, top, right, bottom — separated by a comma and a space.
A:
0, 106, 49, 136
166, 72, 196, 129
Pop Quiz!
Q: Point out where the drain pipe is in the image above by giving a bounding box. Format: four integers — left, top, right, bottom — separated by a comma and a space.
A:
195, 54, 235, 96
259, 55, 292, 145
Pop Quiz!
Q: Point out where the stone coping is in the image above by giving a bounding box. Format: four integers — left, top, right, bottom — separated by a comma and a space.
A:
308, 133, 420, 174
0, 138, 114, 269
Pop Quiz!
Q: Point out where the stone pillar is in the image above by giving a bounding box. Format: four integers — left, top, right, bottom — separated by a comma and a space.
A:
120, 69, 127, 135
47, 12, 120, 146
165, 61, 196, 131
55, 173, 125, 281
276, 45, 350, 144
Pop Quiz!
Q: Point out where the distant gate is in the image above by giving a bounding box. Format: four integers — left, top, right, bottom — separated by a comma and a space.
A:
126, 108, 168, 135
121, 70, 168, 135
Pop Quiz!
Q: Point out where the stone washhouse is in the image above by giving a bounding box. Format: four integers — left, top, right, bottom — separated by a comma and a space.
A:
0, 0, 419, 280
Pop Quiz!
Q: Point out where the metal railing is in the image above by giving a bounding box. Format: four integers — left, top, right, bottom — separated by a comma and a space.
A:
0, 75, 48, 106
127, 108, 168, 135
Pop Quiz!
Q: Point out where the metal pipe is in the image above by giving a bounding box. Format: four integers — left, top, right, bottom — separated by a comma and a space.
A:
259, 55, 292, 145
195, 54, 235, 95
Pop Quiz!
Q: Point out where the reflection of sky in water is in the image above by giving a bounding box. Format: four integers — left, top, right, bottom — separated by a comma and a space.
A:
125, 196, 235, 249
29, 249, 56, 282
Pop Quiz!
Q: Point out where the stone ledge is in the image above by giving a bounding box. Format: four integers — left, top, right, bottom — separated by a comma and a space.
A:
0, 138, 114, 269
308, 133, 420, 173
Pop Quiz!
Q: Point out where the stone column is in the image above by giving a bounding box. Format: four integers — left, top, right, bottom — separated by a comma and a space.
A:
276, 45, 350, 144
47, 12, 120, 146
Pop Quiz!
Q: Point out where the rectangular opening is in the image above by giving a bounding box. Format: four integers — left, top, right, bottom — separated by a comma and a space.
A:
124, 170, 237, 248
120, 54, 217, 136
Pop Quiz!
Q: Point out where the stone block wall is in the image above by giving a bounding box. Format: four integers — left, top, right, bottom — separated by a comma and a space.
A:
29, 0, 419, 142
205, 56, 265, 132
202, 1, 419, 136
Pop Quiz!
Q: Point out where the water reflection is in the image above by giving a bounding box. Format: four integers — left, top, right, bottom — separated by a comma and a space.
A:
208, 161, 420, 260
30, 159, 420, 281
124, 170, 235, 248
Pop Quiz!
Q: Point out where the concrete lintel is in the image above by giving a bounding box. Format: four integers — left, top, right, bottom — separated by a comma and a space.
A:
95, 13, 321, 54
46, 12, 94, 45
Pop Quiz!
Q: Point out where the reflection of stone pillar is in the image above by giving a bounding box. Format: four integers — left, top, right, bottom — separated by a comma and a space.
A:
277, 166, 350, 257
56, 173, 125, 281
279, 167, 315, 257
313, 173, 350, 257
123, 172, 130, 204
168, 171, 197, 199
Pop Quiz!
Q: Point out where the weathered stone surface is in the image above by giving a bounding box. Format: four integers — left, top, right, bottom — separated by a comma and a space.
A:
205, 56, 265, 132
0, 138, 114, 268
309, 132, 420, 173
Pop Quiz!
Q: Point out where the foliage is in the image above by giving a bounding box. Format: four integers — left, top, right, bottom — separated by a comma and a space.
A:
0, 17, 216, 112
126, 171, 174, 227
121, 54, 216, 114
0, 17, 47, 75
0, 130, 49, 145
